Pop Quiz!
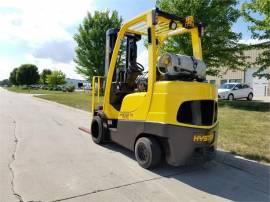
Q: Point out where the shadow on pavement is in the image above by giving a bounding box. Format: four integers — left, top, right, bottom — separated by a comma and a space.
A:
104, 143, 270, 202
217, 150, 270, 178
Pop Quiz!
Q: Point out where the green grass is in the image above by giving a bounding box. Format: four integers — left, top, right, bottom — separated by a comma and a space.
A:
36, 92, 93, 112
6, 86, 60, 94
6, 87, 270, 163
218, 106, 270, 163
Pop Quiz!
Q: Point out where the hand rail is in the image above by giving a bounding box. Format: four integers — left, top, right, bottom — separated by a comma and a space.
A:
91, 76, 104, 113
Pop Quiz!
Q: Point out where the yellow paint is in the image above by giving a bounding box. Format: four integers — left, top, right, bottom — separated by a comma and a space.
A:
91, 76, 103, 112
120, 81, 217, 129
185, 16, 194, 28
120, 92, 146, 112
193, 133, 214, 143
94, 9, 216, 129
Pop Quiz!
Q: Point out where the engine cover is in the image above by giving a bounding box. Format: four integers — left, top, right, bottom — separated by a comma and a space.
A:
157, 53, 206, 81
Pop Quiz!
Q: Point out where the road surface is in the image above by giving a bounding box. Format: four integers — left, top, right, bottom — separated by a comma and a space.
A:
0, 88, 269, 202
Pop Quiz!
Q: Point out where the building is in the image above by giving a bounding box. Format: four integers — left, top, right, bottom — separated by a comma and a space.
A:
206, 44, 270, 97
65, 78, 90, 89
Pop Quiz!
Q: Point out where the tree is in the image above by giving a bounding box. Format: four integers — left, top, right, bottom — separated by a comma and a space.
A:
40, 69, 52, 84
9, 68, 18, 85
46, 70, 66, 86
74, 10, 123, 81
16, 64, 40, 85
156, 0, 247, 75
0, 79, 11, 86
241, 0, 270, 79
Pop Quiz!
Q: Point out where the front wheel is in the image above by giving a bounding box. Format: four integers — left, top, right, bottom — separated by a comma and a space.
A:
247, 93, 253, 101
228, 94, 234, 101
135, 137, 162, 169
91, 116, 106, 144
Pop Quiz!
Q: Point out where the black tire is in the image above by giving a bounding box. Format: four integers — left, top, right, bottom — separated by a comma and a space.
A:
91, 116, 106, 144
228, 94, 234, 101
247, 93, 253, 101
135, 137, 162, 169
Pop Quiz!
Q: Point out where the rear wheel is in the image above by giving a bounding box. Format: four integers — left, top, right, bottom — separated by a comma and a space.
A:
91, 116, 106, 144
228, 94, 234, 101
247, 93, 253, 101
135, 137, 162, 169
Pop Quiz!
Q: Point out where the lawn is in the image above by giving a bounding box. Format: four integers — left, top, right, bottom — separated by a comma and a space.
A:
218, 106, 270, 163
6, 87, 270, 163
6, 86, 60, 94
36, 92, 92, 112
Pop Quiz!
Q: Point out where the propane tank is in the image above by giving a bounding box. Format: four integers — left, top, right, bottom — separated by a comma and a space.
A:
157, 53, 206, 81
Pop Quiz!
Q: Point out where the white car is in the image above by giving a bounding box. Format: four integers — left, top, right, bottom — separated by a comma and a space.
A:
218, 83, 253, 101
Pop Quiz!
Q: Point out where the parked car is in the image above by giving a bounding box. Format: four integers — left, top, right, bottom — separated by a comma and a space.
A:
218, 83, 253, 100
83, 85, 91, 90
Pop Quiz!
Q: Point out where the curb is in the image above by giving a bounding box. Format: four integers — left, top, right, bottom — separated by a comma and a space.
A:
215, 150, 270, 178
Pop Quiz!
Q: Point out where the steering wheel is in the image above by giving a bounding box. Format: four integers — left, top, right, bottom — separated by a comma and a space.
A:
136, 62, 145, 72
129, 62, 145, 72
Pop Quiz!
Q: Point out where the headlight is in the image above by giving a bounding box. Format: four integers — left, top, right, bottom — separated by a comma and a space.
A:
219, 91, 228, 95
169, 21, 177, 30
218, 92, 228, 98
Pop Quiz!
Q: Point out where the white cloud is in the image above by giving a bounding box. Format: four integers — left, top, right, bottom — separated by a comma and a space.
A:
239, 38, 270, 45
33, 40, 76, 63
0, 0, 95, 45
0, 0, 96, 80
25, 54, 84, 80
0, 57, 21, 79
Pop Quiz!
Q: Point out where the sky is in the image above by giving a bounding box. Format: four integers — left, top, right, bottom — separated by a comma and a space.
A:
0, 0, 262, 80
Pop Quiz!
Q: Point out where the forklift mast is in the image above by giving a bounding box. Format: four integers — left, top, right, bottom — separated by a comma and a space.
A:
104, 28, 118, 79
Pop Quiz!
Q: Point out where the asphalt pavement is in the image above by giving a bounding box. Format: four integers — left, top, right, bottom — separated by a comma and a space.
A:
0, 87, 269, 202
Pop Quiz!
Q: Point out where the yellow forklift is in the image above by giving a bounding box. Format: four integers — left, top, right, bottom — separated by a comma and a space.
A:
91, 8, 218, 169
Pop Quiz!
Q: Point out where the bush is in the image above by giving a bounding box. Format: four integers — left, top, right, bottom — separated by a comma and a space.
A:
42, 85, 49, 90
62, 86, 67, 92
29, 84, 39, 89
66, 85, 75, 92
55, 86, 62, 91
21, 85, 28, 90
218, 100, 270, 112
